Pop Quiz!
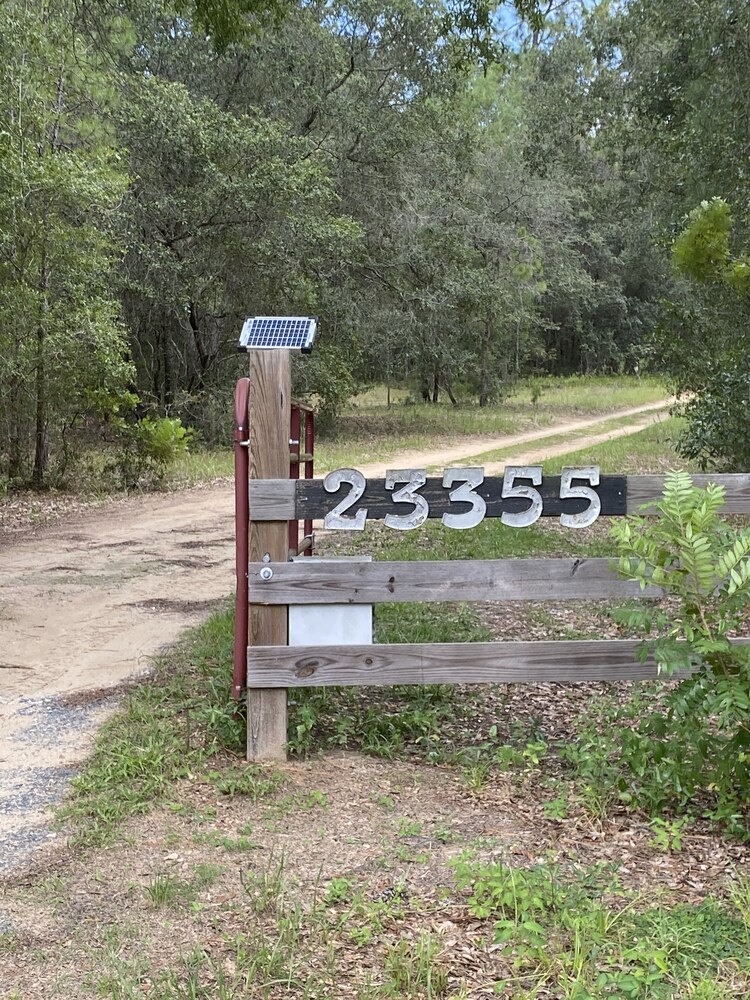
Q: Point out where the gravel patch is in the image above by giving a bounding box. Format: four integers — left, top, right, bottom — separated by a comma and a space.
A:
13, 695, 117, 745
0, 825, 61, 874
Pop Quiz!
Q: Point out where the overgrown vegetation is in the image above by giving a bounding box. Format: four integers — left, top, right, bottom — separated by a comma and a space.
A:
570, 473, 750, 836
5, 0, 748, 486
8, 405, 750, 998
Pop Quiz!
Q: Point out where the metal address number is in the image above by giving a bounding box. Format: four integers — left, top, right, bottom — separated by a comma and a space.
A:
322, 465, 601, 531
322, 468, 368, 529
384, 469, 429, 530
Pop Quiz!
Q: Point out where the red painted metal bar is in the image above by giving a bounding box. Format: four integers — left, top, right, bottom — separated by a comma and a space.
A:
304, 409, 314, 555
233, 377, 251, 699
289, 405, 301, 555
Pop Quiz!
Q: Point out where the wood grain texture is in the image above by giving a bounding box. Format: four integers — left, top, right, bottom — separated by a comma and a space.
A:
247, 351, 291, 762
248, 557, 660, 604
249, 479, 296, 520
247, 639, 713, 687
626, 475, 750, 513
249, 473, 750, 521
295, 474, 627, 520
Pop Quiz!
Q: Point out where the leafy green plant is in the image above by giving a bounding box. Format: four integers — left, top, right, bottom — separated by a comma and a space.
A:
113, 415, 194, 490
611, 471, 750, 831
649, 817, 689, 853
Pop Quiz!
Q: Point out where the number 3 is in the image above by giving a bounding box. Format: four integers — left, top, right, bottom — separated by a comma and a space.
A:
384, 469, 429, 530
442, 467, 486, 529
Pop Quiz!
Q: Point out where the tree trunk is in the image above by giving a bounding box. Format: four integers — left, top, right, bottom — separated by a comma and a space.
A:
33, 65, 65, 487
162, 326, 174, 408
188, 300, 211, 390
33, 250, 49, 488
432, 369, 440, 404
479, 316, 491, 407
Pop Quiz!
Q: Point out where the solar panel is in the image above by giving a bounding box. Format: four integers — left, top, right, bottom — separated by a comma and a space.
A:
238, 316, 317, 353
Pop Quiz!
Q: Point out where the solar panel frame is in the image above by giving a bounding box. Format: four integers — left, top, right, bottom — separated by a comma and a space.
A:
238, 316, 317, 353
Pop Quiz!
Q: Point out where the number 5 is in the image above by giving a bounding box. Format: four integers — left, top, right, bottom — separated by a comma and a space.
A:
560, 466, 601, 528
501, 466, 543, 527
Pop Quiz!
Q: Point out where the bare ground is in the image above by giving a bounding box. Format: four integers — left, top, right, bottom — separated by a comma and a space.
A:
1, 755, 748, 998
3, 400, 750, 999
0, 402, 670, 873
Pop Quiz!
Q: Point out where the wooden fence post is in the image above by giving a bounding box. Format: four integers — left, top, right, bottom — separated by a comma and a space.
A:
247, 350, 291, 761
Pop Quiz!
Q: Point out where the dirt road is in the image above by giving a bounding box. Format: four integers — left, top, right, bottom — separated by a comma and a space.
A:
0, 400, 670, 871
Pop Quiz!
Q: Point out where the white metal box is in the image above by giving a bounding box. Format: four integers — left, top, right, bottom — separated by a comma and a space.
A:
288, 557, 373, 646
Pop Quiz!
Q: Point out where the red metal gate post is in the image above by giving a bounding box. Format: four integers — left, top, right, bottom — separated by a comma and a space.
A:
232, 377, 251, 699
289, 404, 301, 556
304, 408, 314, 554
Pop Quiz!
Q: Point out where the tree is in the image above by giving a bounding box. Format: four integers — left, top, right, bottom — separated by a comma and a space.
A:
116, 73, 361, 433
660, 199, 750, 470
614, 0, 750, 468
0, 0, 132, 487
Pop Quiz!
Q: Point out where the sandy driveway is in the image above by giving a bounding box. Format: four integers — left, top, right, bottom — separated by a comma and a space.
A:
0, 400, 670, 871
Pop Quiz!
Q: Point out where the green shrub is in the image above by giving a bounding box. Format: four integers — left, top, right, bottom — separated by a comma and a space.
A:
609, 471, 750, 833
113, 416, 194, 489
677, 366, 750, 471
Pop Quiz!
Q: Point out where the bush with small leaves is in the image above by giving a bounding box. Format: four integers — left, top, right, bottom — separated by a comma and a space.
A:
611, 471, 750, 832
113, 416, 194, 489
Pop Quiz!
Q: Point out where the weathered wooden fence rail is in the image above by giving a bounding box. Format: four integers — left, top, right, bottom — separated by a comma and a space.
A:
248, 556, 661, 603
242, 470, 750, 758
248, 639, 700, 688
235, 337, 750, 759
249, 473, 750, 521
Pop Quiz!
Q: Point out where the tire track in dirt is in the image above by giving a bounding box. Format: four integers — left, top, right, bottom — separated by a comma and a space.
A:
0, 400, 671, 872
355, 399, 670, 477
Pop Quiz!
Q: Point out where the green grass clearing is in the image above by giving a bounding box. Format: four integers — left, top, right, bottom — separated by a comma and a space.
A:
463, 409, 675, 470
166, 375, 669, 484
7, 411, 746, 1000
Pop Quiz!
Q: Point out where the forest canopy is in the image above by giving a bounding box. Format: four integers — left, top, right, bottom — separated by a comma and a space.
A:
1, 0, 748, 485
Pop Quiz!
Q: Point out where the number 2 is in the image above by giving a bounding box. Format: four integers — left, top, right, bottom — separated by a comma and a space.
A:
323, 468, 367, 530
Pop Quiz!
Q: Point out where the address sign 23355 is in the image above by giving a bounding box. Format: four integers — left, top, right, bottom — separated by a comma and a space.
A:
300, 466, 626, 531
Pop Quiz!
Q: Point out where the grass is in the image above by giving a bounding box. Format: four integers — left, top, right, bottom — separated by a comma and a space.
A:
350, 374, 666, 419
542, 415, 690, 475
56, 605, 262, 846
318, 376, 667, 470
10, 399, 745, 999
10, 842, 750, 998
167, 375, 669, 483
448, 855, 750, 999
465, 408, 676, 469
